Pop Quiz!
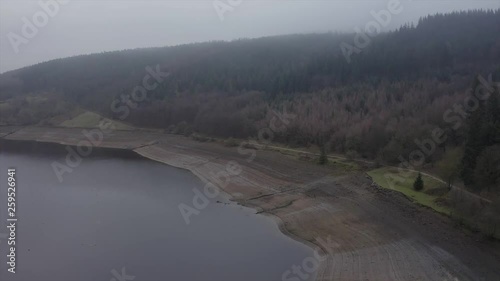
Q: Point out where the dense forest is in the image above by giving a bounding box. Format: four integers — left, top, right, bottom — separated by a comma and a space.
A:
0, 10, 499, 193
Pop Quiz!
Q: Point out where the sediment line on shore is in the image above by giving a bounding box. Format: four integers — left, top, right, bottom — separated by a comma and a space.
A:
2, 127, 500, 281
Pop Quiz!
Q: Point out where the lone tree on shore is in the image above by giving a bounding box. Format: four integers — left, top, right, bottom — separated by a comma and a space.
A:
413, 172, 424, 191
318, 144, 328, 165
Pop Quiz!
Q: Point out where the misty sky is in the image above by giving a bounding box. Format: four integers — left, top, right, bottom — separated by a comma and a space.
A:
1, 0, 499, 73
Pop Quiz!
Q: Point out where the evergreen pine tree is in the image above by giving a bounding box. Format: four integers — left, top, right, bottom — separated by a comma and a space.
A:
413, 172, 424, 191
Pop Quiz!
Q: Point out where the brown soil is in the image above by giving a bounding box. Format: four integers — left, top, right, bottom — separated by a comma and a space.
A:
2, 126, 500, 281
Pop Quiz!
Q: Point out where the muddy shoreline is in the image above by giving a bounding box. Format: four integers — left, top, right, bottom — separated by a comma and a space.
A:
2, 126, 500, 281
0, 129, 323, 280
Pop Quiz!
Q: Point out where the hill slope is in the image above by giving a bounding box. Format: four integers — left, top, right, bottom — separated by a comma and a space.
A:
0, 10, 499, 192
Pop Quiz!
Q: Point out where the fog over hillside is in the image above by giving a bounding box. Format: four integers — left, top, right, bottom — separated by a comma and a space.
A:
1, 2, 500, 281
1, 0, 499, 73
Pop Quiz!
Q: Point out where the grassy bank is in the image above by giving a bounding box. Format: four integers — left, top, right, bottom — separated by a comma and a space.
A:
368, 167, 452, 215
59, 111, 134, 130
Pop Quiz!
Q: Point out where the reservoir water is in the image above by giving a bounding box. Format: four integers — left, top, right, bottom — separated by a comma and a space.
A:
0, 141, 313, 281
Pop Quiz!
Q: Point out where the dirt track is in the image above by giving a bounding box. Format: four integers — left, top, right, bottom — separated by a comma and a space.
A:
2, 126, 500, 281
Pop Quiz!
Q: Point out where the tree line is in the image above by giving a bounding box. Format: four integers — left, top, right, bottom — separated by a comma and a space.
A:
0, 9, 499, 192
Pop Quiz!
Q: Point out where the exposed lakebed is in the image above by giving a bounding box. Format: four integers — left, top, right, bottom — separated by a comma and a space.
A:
0, 141, 313, 281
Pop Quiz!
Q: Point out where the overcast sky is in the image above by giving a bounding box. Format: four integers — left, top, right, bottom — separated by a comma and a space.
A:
1, 0, 499, 73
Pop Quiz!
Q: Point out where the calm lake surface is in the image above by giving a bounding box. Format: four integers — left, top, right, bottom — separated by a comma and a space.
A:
0, 141, 313, 281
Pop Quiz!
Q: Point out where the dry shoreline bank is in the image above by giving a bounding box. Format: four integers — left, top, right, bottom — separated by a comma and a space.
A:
2, 126, 500, 281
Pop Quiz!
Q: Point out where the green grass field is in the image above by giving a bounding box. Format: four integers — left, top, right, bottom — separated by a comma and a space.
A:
330, 157, 361, 170
368, 167, 451, 215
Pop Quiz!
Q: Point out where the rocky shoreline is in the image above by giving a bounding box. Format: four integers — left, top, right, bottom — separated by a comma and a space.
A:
2, 126, 500, 281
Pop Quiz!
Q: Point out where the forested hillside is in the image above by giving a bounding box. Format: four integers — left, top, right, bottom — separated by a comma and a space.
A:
1, 10, 499, 192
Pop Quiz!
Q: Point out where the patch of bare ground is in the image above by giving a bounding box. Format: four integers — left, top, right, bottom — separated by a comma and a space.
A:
3, 127, 500, 280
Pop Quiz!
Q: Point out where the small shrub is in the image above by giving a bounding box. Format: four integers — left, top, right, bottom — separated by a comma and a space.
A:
165, 124, 176, 134
192, 134, 209, 142
183, 125, 193, 137
242, 142, 257, 149
175, 121, 188, 135
345, 150, 359, 160
224, 137, 239, 147
413, 172, 424, 191
298, 153, 313, 161
318, 145, 328, 165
